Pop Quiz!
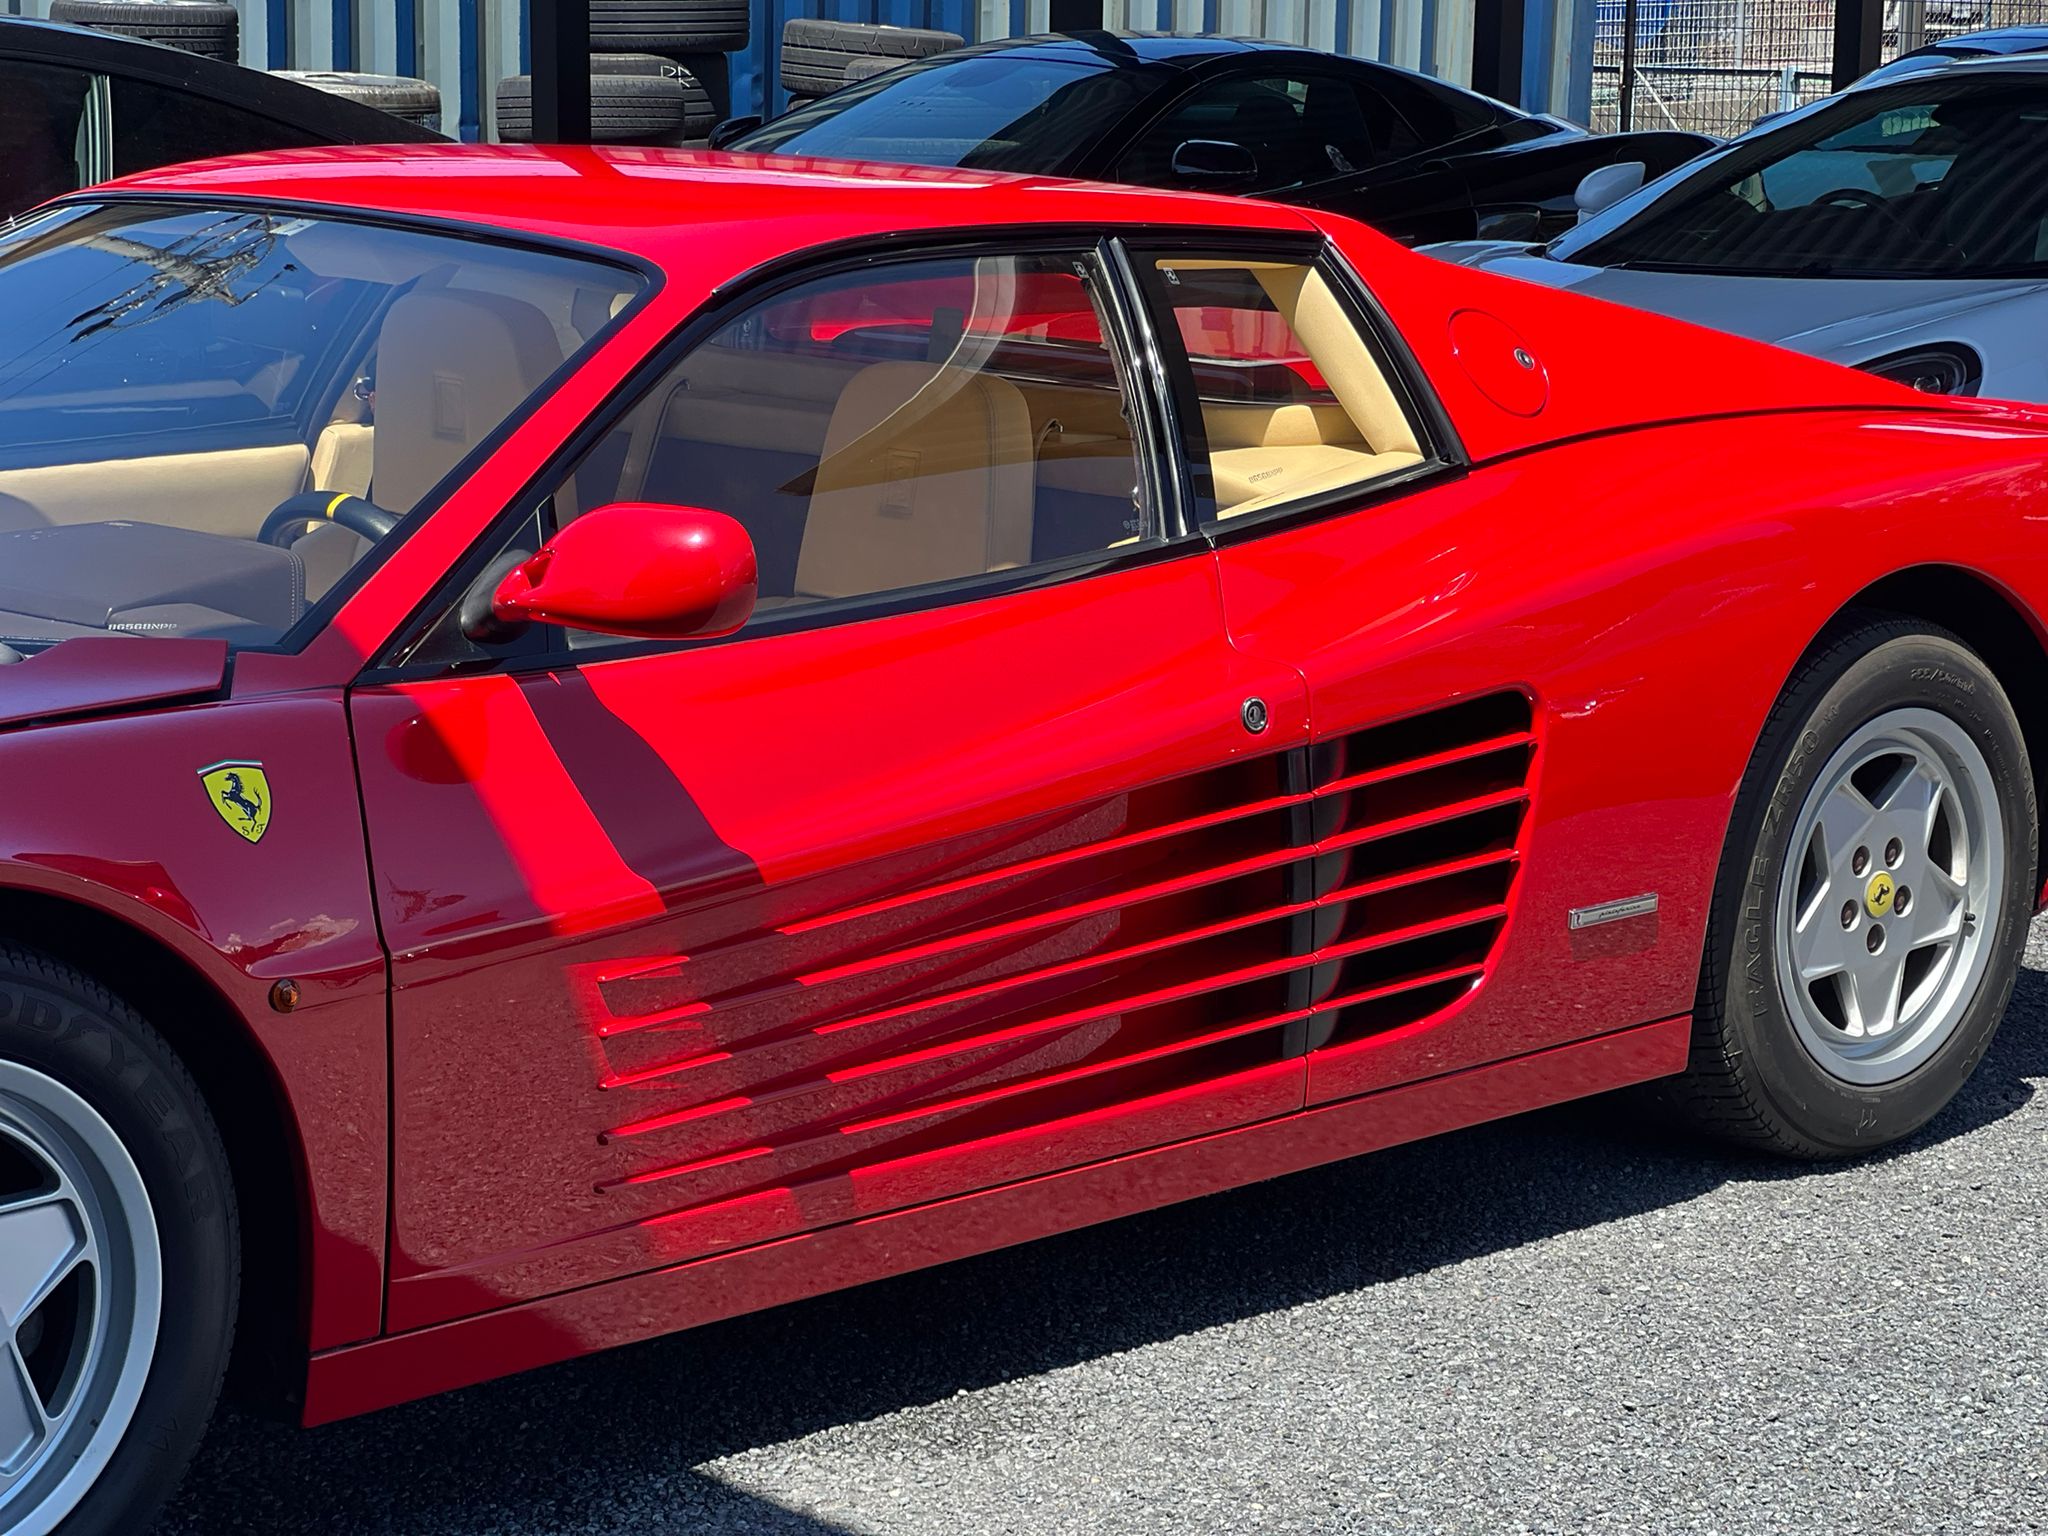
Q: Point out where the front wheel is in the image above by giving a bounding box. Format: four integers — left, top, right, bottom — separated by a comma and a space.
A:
1675, 616, 2037, 1157
0, 947, 237, 1536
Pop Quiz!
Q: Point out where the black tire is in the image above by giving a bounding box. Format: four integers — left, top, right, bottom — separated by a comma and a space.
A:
48, 0, 237, 59
0, 943, 238, 1535
270, 70, 443, 132
778, 18, 960, 95
841, 53, 902, 84
496, 59, 714, 144
1672, 614, 2036, 1157
591, 0, 748, 53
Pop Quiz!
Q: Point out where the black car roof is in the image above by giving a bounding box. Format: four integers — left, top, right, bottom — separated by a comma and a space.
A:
942, 29, 1406, 71
0, 15, 443, 144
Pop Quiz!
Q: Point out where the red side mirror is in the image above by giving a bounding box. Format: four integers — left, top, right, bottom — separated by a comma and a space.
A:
492, 503, 758, 640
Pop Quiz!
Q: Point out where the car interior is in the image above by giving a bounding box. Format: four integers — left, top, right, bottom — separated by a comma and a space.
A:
1576, 83, 2048, 276
546, 251, 1427, 637
0, 206, 636, 652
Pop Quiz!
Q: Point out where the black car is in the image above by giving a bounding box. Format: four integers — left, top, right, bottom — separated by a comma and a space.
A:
0, 17, 440, 219
722, 32, 1713, 244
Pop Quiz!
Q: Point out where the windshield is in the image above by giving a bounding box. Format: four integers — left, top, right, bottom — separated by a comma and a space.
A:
1554, 78, 2048, 277
0, 202, 640, 655
731, 52, 1155, 171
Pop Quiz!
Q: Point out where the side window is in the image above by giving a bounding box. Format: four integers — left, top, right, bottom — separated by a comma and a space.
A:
0, 62, 97, 218
109, 78, 326, 178
1115, 74, 1382, 193
1136, 252, 1429, 524
553, 249, 1148, 637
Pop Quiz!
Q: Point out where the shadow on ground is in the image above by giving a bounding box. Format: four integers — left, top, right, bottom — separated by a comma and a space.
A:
156, 968, 2048, 1534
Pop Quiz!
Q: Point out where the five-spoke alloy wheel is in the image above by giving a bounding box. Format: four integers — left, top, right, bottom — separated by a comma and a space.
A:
1778, 708, 2003, 1086
1676, 615, 2036, 1156
0, 947, 237, 1536
0, 1065, 163, 1536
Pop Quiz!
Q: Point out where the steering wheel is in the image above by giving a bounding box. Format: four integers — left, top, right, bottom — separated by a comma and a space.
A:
1814, 187, 1916, 234
259, 491, 401, 549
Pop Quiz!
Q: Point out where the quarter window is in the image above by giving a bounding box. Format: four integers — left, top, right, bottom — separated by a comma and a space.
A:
550, 249, 1148, 636
1136, 253, 1428, 524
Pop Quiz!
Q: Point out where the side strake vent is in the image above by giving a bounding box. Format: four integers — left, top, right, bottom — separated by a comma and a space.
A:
1298, 690, 1534, 1051
585, 691, 1536, 1229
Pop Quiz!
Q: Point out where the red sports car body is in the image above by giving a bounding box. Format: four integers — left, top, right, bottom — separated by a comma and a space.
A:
2, 148, 2045, 1519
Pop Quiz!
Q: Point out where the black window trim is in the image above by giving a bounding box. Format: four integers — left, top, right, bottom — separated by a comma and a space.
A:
372, 222, 1209, 682
1110, 228, 1467, 548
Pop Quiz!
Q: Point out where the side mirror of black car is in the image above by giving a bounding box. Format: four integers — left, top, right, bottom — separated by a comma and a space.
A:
709, 115, 764, 150
1170, 139, 1258, 182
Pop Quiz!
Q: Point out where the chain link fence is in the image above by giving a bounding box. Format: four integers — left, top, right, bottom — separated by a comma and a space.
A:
1591, 0, 2048, 136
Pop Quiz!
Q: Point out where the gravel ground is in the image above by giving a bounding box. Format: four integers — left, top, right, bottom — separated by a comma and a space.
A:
157, 921, 2048, 1536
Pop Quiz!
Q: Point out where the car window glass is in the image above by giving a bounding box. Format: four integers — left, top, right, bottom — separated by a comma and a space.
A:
1561, 80, 2048, 277
521, 250, 1147, 648
109, 77, 328, 178
1115, 74, 1382, 192
732, 55, 1152, 172
1136, 254, 1427, 524
0, 61, 96, 218
0, 202, 639, 653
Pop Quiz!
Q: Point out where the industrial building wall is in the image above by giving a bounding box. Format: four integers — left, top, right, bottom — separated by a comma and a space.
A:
3, 0, 1587, 148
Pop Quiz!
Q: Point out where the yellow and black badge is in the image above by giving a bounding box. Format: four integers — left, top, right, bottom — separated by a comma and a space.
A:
200, 761, 272, 845
1865, 870, 1896, 918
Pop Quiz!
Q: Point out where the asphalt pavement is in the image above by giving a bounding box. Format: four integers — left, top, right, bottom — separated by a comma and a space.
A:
157, 919, 2048, 1535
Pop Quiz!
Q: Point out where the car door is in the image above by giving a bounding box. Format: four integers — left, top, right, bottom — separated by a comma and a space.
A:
1129, 234, 1700, 1108
348, 238, 1312, 1331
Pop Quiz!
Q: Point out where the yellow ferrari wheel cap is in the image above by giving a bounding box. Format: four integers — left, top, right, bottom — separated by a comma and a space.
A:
1864, 871, 1895, 918
200, 761, 272, 844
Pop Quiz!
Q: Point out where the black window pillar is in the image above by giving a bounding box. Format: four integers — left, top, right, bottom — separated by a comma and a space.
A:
532, 0, 593, 145
1832, 0, 1882, 89
1470, 0, 1527, 107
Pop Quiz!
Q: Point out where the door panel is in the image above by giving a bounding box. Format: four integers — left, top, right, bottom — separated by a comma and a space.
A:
353, 553, 1310, 1330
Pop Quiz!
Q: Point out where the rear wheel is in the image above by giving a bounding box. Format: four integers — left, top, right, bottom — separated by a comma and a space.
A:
1674, 615, 2036, 1156
0, 948, 236, 1536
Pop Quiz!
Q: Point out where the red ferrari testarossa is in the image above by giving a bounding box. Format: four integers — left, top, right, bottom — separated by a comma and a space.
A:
1, 144, 2042, 1534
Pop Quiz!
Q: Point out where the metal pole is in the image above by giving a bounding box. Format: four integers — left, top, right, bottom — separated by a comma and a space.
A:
1471, 0, 1528, 105
1831, 0, 1881, 90
1899, 0, 1926, 55
531, 0, 593, 145
1618, 0, 1637, 131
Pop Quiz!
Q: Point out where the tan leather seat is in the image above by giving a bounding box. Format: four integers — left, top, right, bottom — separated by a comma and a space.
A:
311, 421, 374, 498
371, 289, 565, 514
1161, 260, 1427, 522
793, 362, 1036, 600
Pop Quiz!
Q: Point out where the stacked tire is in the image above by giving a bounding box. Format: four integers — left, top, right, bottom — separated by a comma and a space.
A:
592, 0, 747, 53
272, 71, 443, 133
779, 17, 961, 101
497, 0, 743, 146
48, 0, 237, 61
497, 53, 716, 147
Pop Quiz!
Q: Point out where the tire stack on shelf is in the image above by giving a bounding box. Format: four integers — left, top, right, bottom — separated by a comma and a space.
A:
496, 0, 745, 150
47, 0, 239, 61
273, 72, 444, 133
780, 18, 962, 110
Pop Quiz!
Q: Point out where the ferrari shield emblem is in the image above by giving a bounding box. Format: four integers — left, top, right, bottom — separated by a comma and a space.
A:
200, 761, 272, 844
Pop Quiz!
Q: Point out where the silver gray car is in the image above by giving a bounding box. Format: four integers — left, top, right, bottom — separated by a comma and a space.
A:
1426, 55, 2048, 400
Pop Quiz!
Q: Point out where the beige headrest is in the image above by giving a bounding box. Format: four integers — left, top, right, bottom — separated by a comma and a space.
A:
795, 362, 1036, 600
372, 289, 564, 513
